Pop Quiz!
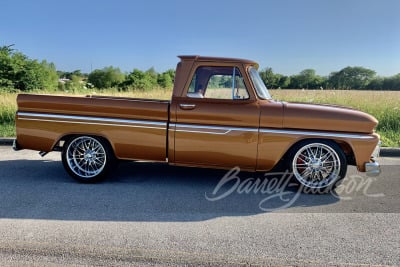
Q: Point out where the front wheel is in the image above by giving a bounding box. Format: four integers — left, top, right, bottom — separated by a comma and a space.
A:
61, 136, 115, 183
288, 140, 347, 193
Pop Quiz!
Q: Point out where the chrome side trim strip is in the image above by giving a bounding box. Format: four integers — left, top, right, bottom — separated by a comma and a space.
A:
172, 122, 375, 139
17, 112, 167, 130
18, 112, 375, 140
171, 123, 258, 135
260, 128, 375, 140
87, 96, 170, 104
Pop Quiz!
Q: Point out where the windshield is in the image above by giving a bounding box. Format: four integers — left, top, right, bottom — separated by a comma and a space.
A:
249, 67, 272, 100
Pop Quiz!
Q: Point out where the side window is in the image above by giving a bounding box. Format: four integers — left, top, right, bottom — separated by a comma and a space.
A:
187, 66, 249, 100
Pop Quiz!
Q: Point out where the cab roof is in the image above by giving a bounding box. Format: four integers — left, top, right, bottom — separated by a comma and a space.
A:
178, 55, 258, 67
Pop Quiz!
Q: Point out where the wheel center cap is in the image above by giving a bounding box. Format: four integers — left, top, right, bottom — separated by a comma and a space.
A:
84, 150, 94, 161
310, 159, 322, 170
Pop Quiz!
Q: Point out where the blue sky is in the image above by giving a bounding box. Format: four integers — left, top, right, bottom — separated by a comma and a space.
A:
1, 0, 399, 76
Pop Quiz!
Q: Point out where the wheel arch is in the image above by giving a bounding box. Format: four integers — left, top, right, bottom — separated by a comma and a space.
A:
282, 137, 355, 165
52, 133, 116, 156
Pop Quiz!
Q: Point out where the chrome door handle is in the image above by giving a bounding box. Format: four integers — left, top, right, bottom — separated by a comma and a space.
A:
179, 104, 196, 110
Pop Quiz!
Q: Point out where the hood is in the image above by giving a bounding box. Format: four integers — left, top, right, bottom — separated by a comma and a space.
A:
283, 102, 378, 134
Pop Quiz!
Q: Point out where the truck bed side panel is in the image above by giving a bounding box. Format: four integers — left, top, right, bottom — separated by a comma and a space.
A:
16, 94, 169, 161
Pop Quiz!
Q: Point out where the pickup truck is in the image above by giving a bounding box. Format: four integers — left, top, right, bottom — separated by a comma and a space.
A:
14, 55, 381, 192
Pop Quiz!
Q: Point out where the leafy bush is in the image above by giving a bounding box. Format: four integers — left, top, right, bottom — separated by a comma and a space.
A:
0, 45, 58, 91
88, 66, 125, 89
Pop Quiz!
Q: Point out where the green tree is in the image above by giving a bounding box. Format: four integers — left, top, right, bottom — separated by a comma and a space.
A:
259, 68, 280, 89
63, 74, 86, 91
382, 74, 400, 90
144, 67, 158, 87
366, 77, 384, 90
122, 69, 154, 91
88, 66, 125, 89
328, 66, 376, 89
0, 45, 58, 91
0, 45, 18, 88
58, 70, 86, 80
290, 69, 324, 89
157, 69, 175, 88
277, 75, 291, 89
164, 69, 175, 80
121, 67, 164, 91
157, 72, 173, 88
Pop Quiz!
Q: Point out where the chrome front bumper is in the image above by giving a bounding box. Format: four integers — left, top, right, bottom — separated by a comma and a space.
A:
365, 160, 380, 176
365, 141, 381, 177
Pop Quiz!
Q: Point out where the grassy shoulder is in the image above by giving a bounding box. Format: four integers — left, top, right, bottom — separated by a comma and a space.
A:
1, 89, 399, 147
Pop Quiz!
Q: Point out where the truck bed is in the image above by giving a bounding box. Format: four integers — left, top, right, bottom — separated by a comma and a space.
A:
16, 94, 170, 161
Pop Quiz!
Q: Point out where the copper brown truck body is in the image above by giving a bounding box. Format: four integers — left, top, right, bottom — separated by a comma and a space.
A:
14, 56, 381, 188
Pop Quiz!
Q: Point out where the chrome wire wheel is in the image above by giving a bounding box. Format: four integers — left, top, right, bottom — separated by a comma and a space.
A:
292, 143, 342, 189
66, 136, 107, 179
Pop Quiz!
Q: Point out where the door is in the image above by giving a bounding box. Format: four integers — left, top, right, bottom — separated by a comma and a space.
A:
172, 65, 260, 170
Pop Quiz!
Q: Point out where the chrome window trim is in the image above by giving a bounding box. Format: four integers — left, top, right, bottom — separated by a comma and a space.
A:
17, 112, 167, 130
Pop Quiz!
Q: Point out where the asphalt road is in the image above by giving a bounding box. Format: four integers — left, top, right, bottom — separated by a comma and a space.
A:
0, 146, 399, 266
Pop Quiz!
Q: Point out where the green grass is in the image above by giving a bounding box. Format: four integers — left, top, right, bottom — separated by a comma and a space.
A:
0, 92, 17, 137
1, 89, 399, 147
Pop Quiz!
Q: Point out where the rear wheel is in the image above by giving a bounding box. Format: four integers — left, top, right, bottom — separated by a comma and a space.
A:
62, 136, 115, 183
288, 140, 347, 193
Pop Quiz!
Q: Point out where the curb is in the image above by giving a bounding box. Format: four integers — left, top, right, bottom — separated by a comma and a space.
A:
0, 138, 14, 146
380, 147, 400, 157
1, 137, 399, 157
